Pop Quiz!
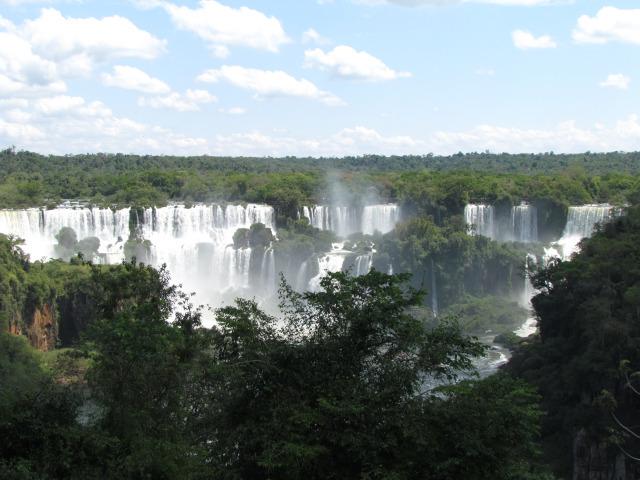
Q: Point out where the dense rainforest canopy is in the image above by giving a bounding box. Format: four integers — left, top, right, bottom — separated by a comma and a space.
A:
1, 149, 639, 210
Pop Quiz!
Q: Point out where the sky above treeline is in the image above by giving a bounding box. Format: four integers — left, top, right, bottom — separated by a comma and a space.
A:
0, 0, 639, 156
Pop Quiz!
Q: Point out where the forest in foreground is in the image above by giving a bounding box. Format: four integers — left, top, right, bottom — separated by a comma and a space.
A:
2, 151, 640, 479
3, 208, 640, 479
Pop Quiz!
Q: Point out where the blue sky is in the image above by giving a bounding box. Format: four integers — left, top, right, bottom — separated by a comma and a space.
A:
1, 0, 639, 156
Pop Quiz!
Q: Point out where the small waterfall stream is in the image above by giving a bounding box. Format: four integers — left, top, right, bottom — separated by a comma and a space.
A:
303, 204, 400, 237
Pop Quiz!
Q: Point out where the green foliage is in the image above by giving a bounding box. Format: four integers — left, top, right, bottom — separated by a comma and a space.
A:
197, 271, 547, 479
445, 295, 528, 335
123, 235, 152, 263
76, 237, 101, 258
0, 333, 111, 480
376, 216, 529, 311
0, 254, 551, 478
509, 206, 640, 476
55, 226, 78, 250
272, 218, 336, 282
0, 150, 639, 211
233, 223, 275, 249
0, 333, 46, 410
84, 262, 207, 478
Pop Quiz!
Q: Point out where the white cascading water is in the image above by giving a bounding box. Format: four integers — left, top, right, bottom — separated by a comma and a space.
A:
260, 247, 277, 294
0, 204, 278, 319
464, 204, 495, 239
303, 206, 358, 237
139, 204, 275, 304
353, 254, 373, 276
556, 205, 614, 259
510, 204, 538, 243
308, 242, 350, 291
361, 205, 401, 235
515, 253, 538, 338
295, 260, 310, 292
0, 207, 130, 263
303, 204, 400, 237
465, 203, 537, 243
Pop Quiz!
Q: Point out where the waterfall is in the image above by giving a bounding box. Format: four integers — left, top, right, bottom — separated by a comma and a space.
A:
138, 204, 275, 303
465, 203, 537, 243
302, 204, 400, 237
0, 203, 278, 316
464, 204, 495, 239
295, 260, 309, 292
515, 254, 538, 338
361, 205, 400, 235
308, 242, 349, 291
354, 254, 373, 276
430, 258, 439, 318
511, 204, 538, 243
260, 247, 277, 294
0, 206, 130, 262
557, 204, 614, 259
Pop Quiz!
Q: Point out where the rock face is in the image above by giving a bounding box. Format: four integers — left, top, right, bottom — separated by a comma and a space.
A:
25, 304, 57, 352
573, 429, 640, 480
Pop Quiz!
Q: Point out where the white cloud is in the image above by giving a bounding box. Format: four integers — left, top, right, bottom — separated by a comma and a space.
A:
355, 0, 569, 5
0, 31, 67, 97
600, 73, 630, 90
304, 45, 411, 81
197, 65, 344, 106
219, 107, 247, 115
0, 94, 208, 153
33, 95, 111, 117
102, 65, 170, 94
0, 16, 16, 30
21, 8, 166, 75
302, 28, 331, 45
210, 45, 230, 59
160, 0, 289, 53
138, 89, 217, 111
0, 8, 166, 94
512, 29, 557, 49
573, 7, 640, 45
5, 96, 640, 156
210, 116, 640, 156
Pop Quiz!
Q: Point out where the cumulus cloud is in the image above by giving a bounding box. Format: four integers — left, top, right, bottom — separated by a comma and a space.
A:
0, 31, 67, 97
304, 45, 411, 81
0, 8, 165, 97
22, 8, 166, 71
512, 29, 557, 49
4, 96, 640, 156
302, 28, 331, 45
600, 73, 630, 90
204, 117, 640, 156
138, 89, 217, 111
197, 65, 344, 106
573, 7, 640, 45
157, 0, 289, 54
0, 94, 208, 153
32, 95, 111, 117
102, 65, 171, 94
